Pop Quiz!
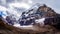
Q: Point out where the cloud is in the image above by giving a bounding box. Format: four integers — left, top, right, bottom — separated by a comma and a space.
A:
0, 0, 6, 6
8, 2, 31, 9
0, 6, 6, 11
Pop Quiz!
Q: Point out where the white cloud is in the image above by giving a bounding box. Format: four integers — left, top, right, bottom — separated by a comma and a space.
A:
28, 0, 33, 4
8, 2, 31, 9
0, 6, 6, 11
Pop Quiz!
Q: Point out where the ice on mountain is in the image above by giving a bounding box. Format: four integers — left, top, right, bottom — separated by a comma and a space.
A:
35, 18, 45, 26
0, 6, 7, 18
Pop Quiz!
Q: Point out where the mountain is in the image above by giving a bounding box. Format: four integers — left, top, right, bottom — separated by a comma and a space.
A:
0, 4, 60, 34
19, 4, 59, 26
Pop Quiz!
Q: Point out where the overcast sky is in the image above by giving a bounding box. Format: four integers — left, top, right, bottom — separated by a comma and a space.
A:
0, 0, 60, 14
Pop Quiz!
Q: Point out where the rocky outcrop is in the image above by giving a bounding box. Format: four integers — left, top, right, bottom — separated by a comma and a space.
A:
37, 4, 57, 17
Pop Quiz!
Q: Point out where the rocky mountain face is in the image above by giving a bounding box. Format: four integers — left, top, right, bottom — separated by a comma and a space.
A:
0, 4, 60, 34
19, 4, 60, 26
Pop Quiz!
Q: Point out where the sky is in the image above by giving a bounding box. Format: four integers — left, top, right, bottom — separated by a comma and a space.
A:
0, 0, 60, 18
